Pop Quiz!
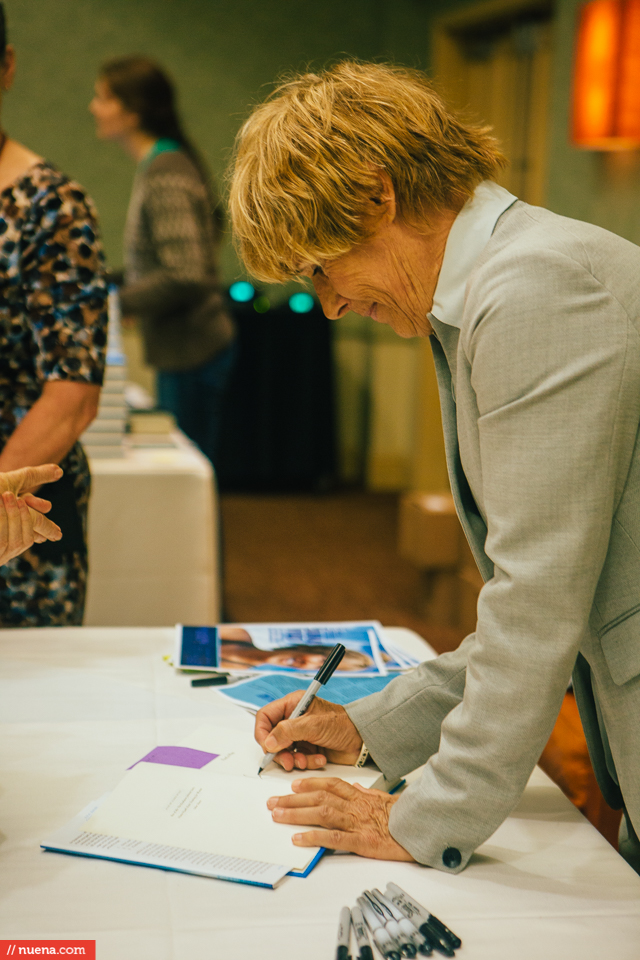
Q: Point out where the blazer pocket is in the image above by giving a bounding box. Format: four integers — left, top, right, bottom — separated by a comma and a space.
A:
599, 604, 640, 686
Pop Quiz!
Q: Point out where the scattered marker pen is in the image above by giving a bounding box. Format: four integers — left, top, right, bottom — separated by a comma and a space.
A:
336, 906, 352, 960
357, 896, 401, 960
364, 890, 417, 958
191, 673, 229, 687
351, 905, 374, 960
385, 883, 461, 954
370, 889, 433, 956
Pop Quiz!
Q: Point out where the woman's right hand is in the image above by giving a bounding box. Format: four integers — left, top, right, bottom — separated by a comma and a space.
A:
255, 692, 363, 771
0, 464, 63, 565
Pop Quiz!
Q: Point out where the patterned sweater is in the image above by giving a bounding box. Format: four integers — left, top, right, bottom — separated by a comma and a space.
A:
120, 149, 234, 372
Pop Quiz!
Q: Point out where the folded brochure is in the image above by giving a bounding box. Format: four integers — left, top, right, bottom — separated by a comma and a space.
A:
218, 671, 400, 714
212, 620, 419, 676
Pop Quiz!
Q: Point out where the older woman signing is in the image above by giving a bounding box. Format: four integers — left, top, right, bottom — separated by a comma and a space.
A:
230, 62, 640, 874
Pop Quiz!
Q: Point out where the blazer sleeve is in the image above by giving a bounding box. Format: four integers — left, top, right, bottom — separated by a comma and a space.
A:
350, 245, 640, 872
345, 636, 471, 777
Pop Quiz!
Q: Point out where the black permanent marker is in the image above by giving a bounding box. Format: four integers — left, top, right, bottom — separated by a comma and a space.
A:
351, 905, 374, 960
257, 643, 345, 774
363, 890, 417, 958
387, 884, 458, 957
191, 673, 229, 687
385, 883, 461, 954
369, 889, 434, 956
357, 896, 401, 960
336, 905, 352, 960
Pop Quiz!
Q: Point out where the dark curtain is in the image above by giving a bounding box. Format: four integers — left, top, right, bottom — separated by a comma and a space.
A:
216, 298, 336, 492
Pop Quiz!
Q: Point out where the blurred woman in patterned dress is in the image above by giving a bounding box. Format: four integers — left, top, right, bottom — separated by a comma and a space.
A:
0, 5, 107, 626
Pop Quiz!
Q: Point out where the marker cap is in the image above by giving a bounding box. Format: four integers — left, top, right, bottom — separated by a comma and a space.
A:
315, 643, 346, 683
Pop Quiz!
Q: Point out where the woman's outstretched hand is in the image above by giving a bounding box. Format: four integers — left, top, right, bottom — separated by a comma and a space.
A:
254, 691, 363, 771
267, 777, 415, 861
0, 464, 63, 564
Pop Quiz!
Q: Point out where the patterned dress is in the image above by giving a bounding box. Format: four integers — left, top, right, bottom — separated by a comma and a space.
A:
0, 161, 107, 626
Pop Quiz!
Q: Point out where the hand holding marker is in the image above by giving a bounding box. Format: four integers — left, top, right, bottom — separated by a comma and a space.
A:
257, 643, 346, 775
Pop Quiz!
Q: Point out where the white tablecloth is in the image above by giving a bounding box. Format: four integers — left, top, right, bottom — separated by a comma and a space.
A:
84, 434, 219, 626
1, 626, 639, 960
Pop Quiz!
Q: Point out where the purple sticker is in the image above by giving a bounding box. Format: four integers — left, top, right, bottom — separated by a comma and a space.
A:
128, 746, 218, 770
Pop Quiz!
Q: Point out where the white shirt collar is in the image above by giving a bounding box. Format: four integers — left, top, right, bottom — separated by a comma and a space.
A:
430, 181, 517, 329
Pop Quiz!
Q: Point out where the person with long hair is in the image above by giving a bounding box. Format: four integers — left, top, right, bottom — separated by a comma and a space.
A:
90, 56, 235, 466
0, 5, 107, 626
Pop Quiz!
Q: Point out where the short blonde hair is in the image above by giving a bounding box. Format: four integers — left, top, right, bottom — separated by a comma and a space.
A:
229, 61, 505, 283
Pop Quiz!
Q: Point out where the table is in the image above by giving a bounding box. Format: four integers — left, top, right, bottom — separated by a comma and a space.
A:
1, 626, 639, 960
83, 434, 219, 626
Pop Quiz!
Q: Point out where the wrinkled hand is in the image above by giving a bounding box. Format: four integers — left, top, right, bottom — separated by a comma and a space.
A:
0, 465, 63, 564
255, 692, 363, 771
267, 777, 415, 860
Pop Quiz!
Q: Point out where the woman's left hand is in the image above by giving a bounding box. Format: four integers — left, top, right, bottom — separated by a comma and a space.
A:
0, 463, 63, 502
267, 777, 416, 861
0, 465, 63, 563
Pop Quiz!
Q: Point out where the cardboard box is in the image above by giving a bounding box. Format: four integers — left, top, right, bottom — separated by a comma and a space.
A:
398, 490, 483, 633
398, 492, 459, 569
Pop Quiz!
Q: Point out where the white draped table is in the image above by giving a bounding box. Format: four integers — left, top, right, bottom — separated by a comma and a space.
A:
84, 434, 220, 627
1, 626, 639, 960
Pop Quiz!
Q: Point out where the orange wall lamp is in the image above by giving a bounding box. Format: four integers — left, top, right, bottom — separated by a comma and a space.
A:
573, 0, 640, 148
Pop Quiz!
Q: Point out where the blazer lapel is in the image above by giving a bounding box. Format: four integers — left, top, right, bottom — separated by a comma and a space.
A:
429, 332, 493, 583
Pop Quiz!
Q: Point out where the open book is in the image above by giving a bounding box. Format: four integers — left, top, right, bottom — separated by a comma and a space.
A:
42, 725, 394, 889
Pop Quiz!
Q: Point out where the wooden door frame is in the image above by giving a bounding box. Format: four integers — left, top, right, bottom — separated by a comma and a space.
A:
432, 0, 554, 106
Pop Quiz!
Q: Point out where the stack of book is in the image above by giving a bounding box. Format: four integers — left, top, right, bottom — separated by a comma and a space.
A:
81, 286, 128, 460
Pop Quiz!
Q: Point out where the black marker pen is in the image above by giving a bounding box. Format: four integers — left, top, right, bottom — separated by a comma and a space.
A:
191, 673, 229, 687
369, 889, 433, 956
336, 905, 352, 960
364, 890, 417, 958
258, 643, 345, 775
385, 883, 461, 955
351, 905, 374, 960
357, 896, 401, 960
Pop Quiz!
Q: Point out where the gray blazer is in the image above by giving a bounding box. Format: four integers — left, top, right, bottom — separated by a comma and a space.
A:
346, 200, 640, 872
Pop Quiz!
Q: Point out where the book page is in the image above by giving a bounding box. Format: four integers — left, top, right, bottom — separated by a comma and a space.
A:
178, 724, 382, 788
83, 762, 318, 871
43, 813, 289, 888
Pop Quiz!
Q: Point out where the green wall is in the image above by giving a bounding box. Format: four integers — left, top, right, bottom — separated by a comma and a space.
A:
7, 0, 636, 277
3, 0, 438, 278
547, 0, 640, 245
421, 0, 640, 246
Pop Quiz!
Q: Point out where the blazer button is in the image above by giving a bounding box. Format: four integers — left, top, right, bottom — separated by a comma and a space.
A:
442, 846, 462, 869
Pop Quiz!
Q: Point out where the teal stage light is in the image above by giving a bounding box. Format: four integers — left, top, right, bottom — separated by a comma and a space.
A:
229, 281, 255, 302
253, 296, 270, 314
288, 292, 315, 313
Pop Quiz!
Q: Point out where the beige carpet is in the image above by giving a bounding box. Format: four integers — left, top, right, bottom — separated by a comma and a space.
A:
221, 491, 464, 655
